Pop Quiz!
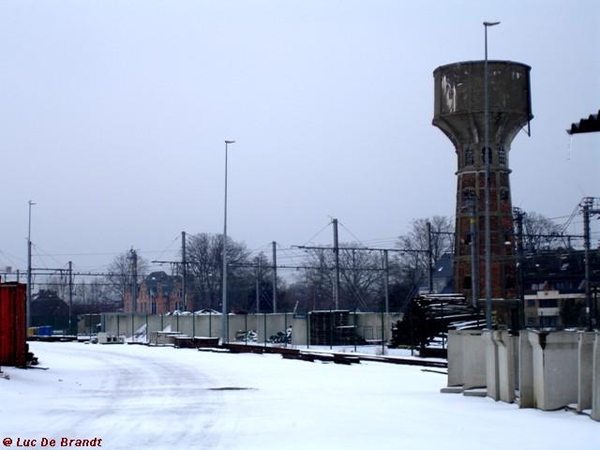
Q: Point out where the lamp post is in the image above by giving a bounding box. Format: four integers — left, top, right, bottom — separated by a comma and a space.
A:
483, 21, 500, 329
27, 200, 36, 330
222, 140, 235, 343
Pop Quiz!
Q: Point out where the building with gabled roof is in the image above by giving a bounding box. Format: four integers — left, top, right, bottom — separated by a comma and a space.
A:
125, 271, 185, 315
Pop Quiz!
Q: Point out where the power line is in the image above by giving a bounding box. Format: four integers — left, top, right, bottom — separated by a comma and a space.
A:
294, 245, 428, 254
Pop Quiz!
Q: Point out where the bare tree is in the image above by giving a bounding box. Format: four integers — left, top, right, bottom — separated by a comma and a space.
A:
186, 233, 251, 312
300, 244, 384, 311
39, 273, 69, 301
397, 216, 454, 289
302, 248, 333, 310
76, 278, 114, 309
247, 251, 283, 313
522, 211, 564, 252
105, 249, 149, 308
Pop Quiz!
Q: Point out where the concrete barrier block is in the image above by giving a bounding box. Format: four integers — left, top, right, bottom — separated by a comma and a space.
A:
447, 330, 465, 387
445, 330, 486, 391
97, 332, 108, 344
577, 332, 595, 413
528, 331, 579, 411
592, 333, 600, 421
463, 331, 486, 390
495, 330, 517, 403
484, 331, 499, 400
519, 330, 535, 408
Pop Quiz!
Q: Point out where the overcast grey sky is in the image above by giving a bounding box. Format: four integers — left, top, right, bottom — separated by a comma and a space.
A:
1, 0, 599, 275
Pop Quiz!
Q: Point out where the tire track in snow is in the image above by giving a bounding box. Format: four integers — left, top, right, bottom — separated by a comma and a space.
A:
35, 343, 230, 449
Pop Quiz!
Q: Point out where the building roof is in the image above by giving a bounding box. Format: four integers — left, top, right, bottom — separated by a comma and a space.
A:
145, 271, 179, 296
567, 110, 600, 134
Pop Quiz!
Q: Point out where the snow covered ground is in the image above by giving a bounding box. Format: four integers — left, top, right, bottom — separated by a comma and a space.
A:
1, 342, 597, 450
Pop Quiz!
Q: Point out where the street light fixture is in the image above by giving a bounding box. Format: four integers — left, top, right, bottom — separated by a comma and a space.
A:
484, 21, 500, 329
222, 140, 235, 343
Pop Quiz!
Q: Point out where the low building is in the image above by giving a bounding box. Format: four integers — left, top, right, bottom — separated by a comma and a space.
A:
521, 249, 599, 329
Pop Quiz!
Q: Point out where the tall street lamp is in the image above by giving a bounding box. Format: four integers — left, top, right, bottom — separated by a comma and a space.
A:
222, 140, 235, 343
27, 200, 36, 330
484, 21, 500, 329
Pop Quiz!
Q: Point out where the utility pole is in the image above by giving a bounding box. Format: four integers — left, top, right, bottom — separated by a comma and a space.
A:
222, 140, 235, 342
27, 200, 35, 330
152, 234, 191, 312
181, 231, 187, 312
68, 261, 73, 335
383, 249, 390, 313
426, 221, 434, 293
469, 201, 480, 310
483, 21, 501, 330
130, 248, 138, 313
256, 258, 261, 314
332, 218, 340, 310
272, 241, 277, 313
581, 197, 600, 331
513, 208, 525, 329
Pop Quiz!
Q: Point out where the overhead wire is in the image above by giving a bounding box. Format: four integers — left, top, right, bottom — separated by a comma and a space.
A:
300, 220, 334, 246
147, 234, 182, 263
338, 220, 366, 247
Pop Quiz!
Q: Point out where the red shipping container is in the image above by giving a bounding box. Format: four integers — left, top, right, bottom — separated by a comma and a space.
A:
0, 283, 27, 367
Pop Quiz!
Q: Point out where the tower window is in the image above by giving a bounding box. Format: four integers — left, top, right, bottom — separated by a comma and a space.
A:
465, 148, 475, 166
462, 188, 476, 207
481, 147, 492, 165
498, 146, 506, 165
463, 276, 472, 289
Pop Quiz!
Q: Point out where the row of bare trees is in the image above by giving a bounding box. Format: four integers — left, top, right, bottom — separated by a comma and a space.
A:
38, 211, 568, 313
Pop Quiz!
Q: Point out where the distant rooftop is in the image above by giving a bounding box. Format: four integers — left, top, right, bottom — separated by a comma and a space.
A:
567, 110, 600, 134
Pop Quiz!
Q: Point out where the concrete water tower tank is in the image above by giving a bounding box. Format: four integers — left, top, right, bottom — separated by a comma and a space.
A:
432, 60, 532, 314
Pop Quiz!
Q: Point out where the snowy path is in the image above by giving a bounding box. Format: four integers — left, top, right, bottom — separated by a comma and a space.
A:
1, 342, 598, 450
3, 343, 233, 448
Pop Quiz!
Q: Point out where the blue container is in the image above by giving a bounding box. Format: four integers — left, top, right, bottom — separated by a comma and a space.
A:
38, 325, 53, 336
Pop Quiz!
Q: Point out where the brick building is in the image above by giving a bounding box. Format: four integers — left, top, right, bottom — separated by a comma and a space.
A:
124, 271, 186, 314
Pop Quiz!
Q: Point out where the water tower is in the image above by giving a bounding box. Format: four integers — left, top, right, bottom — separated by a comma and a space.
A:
432, 60, 532, 322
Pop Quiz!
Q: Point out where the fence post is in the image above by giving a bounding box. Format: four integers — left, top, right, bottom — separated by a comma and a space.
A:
307, 313, 310, 349
354, 309, 357, 352
381, 310, 385, 355
264, 312, 267, 348
330, 308, 333, 350
284, 312, 288, 347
